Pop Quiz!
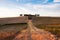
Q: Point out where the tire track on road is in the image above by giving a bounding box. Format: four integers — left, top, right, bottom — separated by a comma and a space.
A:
13, 20, 57, 40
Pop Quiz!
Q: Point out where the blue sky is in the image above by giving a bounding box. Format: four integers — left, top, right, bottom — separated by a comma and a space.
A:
0, 0, 60, 17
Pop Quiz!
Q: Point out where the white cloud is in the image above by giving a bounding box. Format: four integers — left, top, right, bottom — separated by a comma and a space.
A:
0, 6, 34, 18
0, 0, 60, 18
20, 3, 60, 17
0, 7, 20, 18
54, 0, 60, 2
43, 0, 48, 3
0, 3, 60, 17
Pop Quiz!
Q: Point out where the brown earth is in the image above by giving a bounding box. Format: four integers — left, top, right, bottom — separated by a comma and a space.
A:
13, 20, 57, 40
0, 16, 59, 40
0, 23, 27, 40
32, 17, 60, 40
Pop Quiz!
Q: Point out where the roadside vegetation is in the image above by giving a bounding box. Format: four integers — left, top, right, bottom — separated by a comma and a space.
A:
0, 23, 27, 40
35, 24, 60, 39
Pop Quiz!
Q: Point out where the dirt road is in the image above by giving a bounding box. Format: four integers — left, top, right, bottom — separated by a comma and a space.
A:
13, 20, 57, 40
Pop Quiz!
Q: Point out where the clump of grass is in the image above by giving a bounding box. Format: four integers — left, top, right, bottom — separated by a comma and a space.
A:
35, 24, 60, 38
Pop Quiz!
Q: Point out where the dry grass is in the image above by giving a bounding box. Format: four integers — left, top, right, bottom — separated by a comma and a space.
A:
32, 17, 60, 40
0, 23, 27, 40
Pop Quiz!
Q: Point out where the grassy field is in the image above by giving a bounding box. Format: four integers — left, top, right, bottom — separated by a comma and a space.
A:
32, 17, 60, 40
34, 24, 60, 39
0, 23, 27, 40
0, 16, 60, 40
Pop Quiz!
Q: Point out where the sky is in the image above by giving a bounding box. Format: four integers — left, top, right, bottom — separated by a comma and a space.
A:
0, 0, 60, 18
